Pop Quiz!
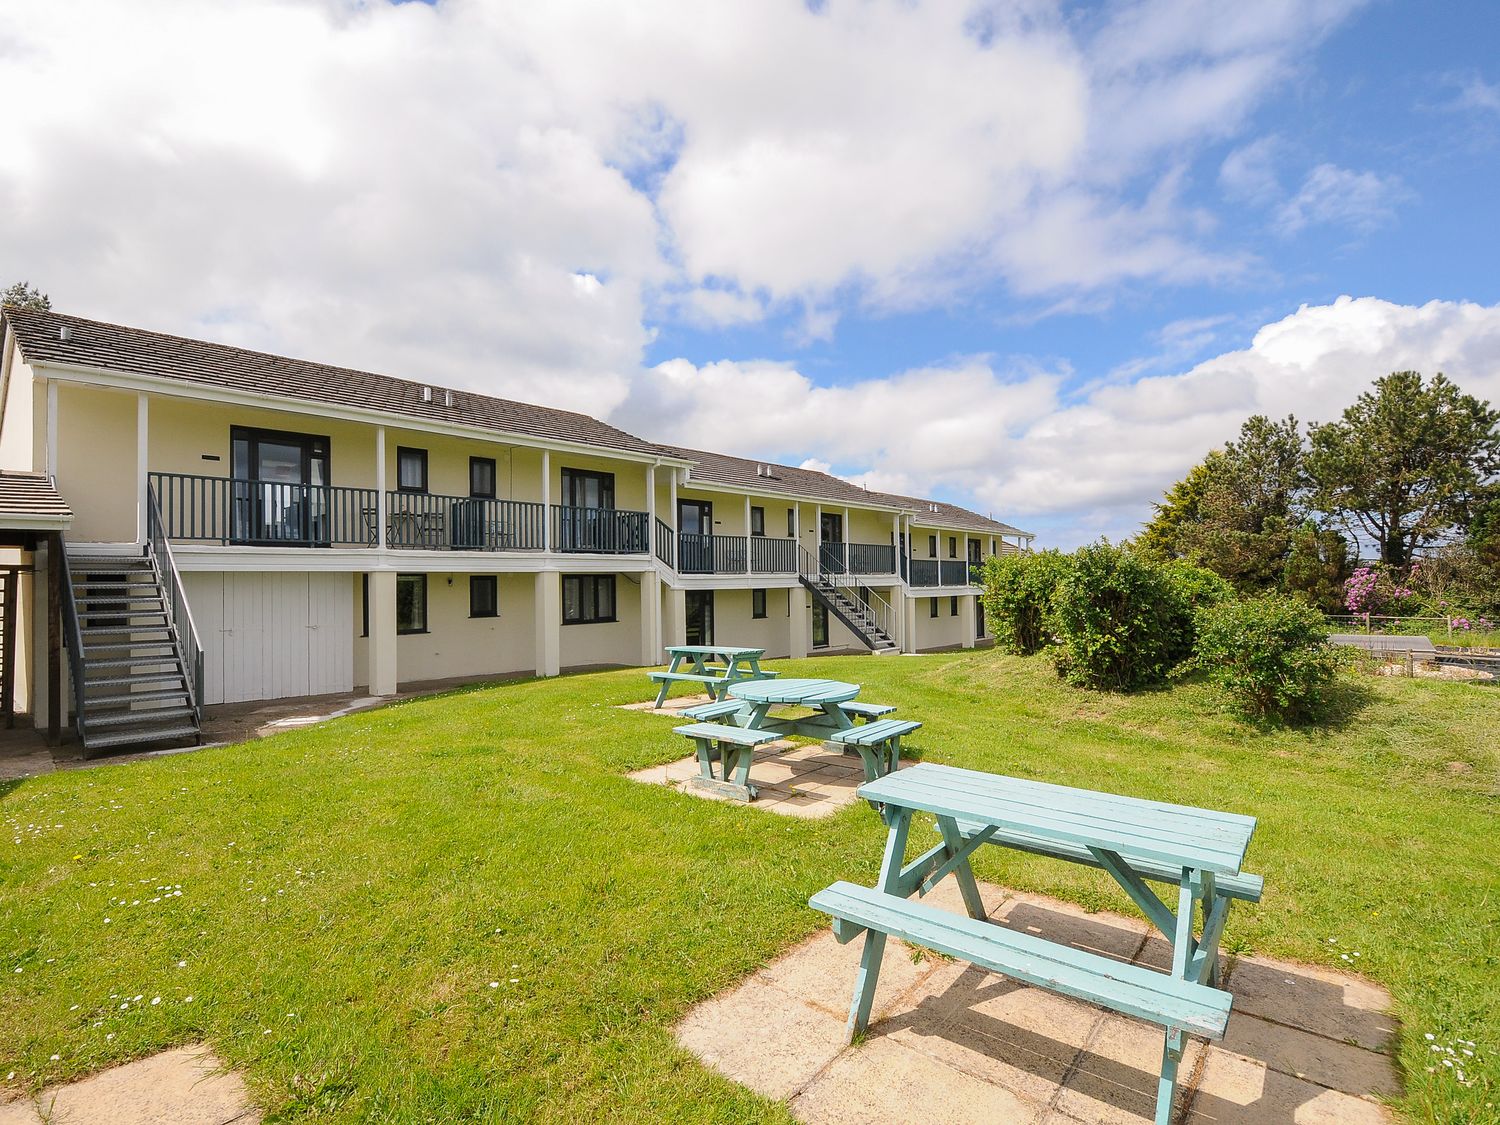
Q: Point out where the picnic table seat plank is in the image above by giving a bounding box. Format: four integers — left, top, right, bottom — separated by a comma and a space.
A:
828, 718, 922, 747
681, 699, 745, 721
858, 765, 1253, 875
945, 820, 1264, 903
672, 722, 779, 747
840, 700, 897, 722
810, 882, 1232, 1039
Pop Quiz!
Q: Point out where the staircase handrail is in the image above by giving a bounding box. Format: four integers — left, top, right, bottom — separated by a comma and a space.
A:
56, 534, 88, 740
147, 486, 205, 718
800, 543, 896, 643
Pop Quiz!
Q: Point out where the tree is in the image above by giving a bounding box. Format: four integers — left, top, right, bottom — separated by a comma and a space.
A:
1138, 415, 1309, 591
1307, 371, 1500, 568
1281, 521, 1352, 612
1, 281, 50, 310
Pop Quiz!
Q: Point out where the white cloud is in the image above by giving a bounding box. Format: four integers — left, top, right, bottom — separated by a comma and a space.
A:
1274, 163, 1409, 235
1218, 136, 1283, 205
629, 297, 1500, 547
1450, 73, 1500, 115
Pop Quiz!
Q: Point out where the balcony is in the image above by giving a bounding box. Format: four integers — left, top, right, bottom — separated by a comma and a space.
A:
676, 533, 797, 576
148, 473, 647, 554
819, 541, 898, 576
907, 558, 977, 587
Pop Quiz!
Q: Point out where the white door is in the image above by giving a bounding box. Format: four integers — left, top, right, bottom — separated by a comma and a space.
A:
193, 572, 354, 705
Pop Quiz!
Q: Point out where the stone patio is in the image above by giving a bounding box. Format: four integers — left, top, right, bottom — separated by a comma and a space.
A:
626, 739, 869, 817
677, 880, 1401, 1123
0, 1045, 258, 1125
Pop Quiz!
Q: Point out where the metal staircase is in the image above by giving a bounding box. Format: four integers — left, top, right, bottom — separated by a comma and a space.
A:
797, 546, 899, 654
62, 538, 203, 754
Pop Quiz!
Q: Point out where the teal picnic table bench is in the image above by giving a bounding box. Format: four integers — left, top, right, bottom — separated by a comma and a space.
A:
673, 678, 917, 802
647, 644, 776, 708
810, 763, 1260, 1125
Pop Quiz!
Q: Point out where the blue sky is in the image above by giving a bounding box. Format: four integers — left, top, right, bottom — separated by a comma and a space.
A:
3, 1, 1499, 545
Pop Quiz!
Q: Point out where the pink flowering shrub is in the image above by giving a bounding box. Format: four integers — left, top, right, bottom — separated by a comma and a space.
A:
1343, 565, 1417, 616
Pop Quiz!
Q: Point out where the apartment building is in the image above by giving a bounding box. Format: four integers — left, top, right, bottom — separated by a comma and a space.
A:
0, 307, 1032, 751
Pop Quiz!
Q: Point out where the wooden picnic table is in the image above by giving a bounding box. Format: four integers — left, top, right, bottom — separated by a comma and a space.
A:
672, 679, 919, 803
811, 763, 1259, 1125
648, 644, 772, 708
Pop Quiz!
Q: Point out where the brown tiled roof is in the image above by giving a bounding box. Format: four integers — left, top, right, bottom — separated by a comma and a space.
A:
659, 444, 1031, 537
3, 306, 666, 457
876, 493, 1031, 537
659, 444, 906, 509
0, 471, 72, 525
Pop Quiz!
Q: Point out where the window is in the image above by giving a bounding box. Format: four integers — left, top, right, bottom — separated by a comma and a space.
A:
396, 574, 427, 633
470, 457, 496, 499
928, 534, 937, 557
563, 575, 616, 624
560, 468, 614, 508
929, 598, 939, 619
787, 509, 796, 537
229, 425, 331, 546
950, 596, 959, 617
397, 447, 428, 493
470, 575, 498, 618
750, 506, 765, 536
360, 575, 369, 637
812, 602, 829, 648
752, 588, 767, 618
948, 536, 958, 558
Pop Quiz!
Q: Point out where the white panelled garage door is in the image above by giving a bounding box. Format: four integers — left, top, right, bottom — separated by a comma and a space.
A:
185, 572, 354, 705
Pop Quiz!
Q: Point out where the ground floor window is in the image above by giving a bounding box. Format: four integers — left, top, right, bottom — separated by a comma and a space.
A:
563, 574, 616, 624
950, 596, 959, 616
752, 588, 767, 618
685, 590, 714, 645
977, 600, 986, 637
929, 598, 939, 618
397, 574, 427, 633
470, 575, 498, 618
812, 602, 829, 648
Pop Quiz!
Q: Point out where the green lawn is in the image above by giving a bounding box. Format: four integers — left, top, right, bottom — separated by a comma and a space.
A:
2, 650, 1497, 1123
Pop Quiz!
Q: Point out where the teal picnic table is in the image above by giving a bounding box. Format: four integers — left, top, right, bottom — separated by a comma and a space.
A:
648, 644, 773, 708
671, 678, 921, 802
811, 763, 1261, 1125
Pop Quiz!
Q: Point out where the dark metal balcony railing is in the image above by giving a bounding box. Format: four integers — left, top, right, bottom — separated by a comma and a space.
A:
678, 532, 747, 574
906, 558, 978, 587
750, 536, 796, 574
847, 542, 897, 575
552, 505, 649, 554
654, 517, 675, 568
387, 491, 545, 550
150, 472, 377, 547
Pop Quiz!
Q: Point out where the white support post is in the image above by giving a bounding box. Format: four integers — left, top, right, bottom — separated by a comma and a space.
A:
743, 493, 752, 574
960, 593, 977, 650
646, 464, 657, 533
45, 381, 58, 478
375, 426, 387, 550
639, 570, 658, 666
788, 587, 809, 659
136, 393, 149, 542
535, 570, 561, 676
367, 570, 397, 695
669, 469, 678, 530
541, 450, 552, 551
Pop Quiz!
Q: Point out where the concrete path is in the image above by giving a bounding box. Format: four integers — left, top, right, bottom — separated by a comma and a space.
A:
678, 880, 1401, 1123
0, 1045, 257, 1125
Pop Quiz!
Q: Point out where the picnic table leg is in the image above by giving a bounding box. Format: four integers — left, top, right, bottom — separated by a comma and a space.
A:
846, 807, 913, 1038
936, 816, 987, 920
729, 743, 757, 798
692, 737, 717, 782
1154, 1029, 1185, 1125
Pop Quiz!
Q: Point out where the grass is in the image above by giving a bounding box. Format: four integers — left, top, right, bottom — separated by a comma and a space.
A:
2, 649, 1498, 1123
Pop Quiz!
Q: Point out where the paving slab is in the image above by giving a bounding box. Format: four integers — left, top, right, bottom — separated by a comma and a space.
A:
675, 880, 1402, 1125
33, 1045, 258, 1125
626, 747, 869, 818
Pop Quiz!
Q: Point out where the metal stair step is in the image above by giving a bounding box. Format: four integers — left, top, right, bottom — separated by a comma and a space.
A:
84, 688, 192, 707
82, 724, 200, 751
83, 672, 187, 689
84, 705, 196, 729
76, 593, 165, 604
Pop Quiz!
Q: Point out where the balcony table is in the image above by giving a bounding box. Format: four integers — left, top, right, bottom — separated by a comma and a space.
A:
812, 763, 1259, 1125
648, 644, 772, 708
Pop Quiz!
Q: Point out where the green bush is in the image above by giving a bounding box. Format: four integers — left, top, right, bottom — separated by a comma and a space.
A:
1159, 560, 1235, 665
1193, 595, 1342, 721
1050, 543, 1182, 691
980, 550, 1072, 655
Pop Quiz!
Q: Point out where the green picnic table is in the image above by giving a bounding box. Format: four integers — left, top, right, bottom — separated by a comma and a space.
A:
672, 678, 920, 802
647, 644, 774, 708
811, 763, 1262, 1125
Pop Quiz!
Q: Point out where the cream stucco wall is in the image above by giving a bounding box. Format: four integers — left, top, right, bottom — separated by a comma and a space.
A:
0, 348, 37, 471
352, 571, 539, 687
913, 593, 970, 650
559, 570, 643, 668
55, 383, 137, 542
702, 587, 795, 658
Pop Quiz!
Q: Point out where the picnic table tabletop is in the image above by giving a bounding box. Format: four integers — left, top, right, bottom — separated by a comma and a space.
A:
859, 762, 1254, 876
664, 644, 767, 658
729, 677, 861, 706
